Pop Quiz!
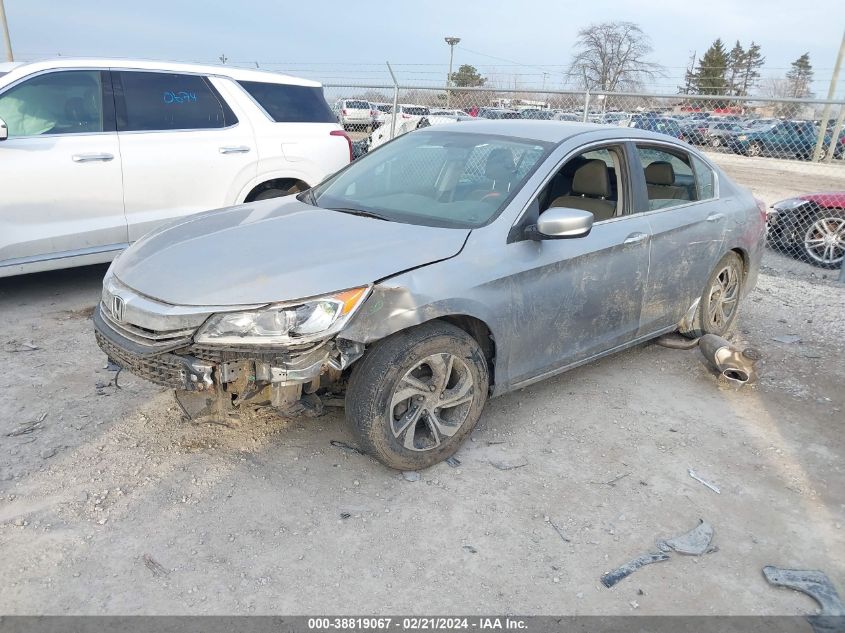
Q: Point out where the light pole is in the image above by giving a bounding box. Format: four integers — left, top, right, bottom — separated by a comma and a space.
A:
445, 36, 460, 107
0, 0, 13, 62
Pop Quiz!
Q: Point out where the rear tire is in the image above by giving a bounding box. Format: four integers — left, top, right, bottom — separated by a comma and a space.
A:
748, 142, 763, 157
345, 321, 489, 471
683, 252, 745, 338
798, 209, 845, 269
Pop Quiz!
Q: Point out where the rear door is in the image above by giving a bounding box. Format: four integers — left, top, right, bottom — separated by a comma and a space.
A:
633, 143, 726, 334
0, 69, 126, 268
113, 70, 258, 241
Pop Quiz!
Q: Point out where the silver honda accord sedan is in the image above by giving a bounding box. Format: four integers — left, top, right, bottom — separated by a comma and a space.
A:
94, 120, 766, 470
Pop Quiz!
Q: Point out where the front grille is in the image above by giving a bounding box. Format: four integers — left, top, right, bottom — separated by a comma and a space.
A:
95, 330, 187, 389
99, 301, 196, 349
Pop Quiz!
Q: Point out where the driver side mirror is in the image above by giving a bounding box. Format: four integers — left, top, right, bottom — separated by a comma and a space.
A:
0, 118, 7, 141
525, 207, 594, 241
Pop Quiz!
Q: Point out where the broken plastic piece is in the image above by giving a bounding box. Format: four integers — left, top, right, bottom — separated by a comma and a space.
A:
688, 468, 721, 494
698, 333, 760, 386
657, 519, 715, 555
763, 566, 845, 633
601, 552, 670, 588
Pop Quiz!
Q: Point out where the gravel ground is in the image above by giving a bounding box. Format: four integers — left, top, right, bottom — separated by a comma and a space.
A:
0, 153, 843, 616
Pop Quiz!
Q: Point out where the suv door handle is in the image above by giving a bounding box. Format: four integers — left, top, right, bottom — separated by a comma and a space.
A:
623, 232, 649, 245
219, 146, 251, 154
72, 153, 114, 162
706, 212, 726, 223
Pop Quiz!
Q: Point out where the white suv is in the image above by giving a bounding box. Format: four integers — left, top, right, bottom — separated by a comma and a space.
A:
0, 59, 352, 277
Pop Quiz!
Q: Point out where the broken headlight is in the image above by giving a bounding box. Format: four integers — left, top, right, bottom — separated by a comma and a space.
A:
195, 287, 369, 346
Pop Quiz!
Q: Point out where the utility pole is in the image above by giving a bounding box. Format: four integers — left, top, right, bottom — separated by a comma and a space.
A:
812, 29, 845, 162
0, 0, 13, 62
444, 36, 460, 107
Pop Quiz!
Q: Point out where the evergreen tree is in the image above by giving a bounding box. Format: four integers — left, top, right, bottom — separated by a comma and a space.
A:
737, 42, 765, 96
692, 39, 729, 96
785, 53, 813, 98
726, 41, 745, 95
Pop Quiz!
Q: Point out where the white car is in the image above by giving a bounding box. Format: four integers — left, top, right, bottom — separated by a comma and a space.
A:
372, 102, 392, 128
333, 98, 374, 130
0, 58, 351, 277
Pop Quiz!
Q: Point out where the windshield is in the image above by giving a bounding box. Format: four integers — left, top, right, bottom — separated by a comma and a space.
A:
311, 131, 551, 228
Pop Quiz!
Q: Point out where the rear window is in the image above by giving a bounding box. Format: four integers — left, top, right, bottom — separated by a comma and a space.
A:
403, 106, 429, 116
376, 104, 392, 113
239, 81, 334, 123
344, 100, 370, 110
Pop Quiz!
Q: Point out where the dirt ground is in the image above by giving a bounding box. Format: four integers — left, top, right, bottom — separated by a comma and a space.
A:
1, 154, 844, 616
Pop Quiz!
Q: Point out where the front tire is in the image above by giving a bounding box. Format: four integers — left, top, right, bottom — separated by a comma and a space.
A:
799, 210, 845, 268
345, 321, 489, 470
683, 252, 745, 338
748, 141, 763, 157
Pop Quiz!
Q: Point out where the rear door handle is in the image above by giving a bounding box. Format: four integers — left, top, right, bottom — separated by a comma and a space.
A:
219, 146, 251, 154
72, 153, 114, 162
706, 213, 726, 223
623, 232, 649, 245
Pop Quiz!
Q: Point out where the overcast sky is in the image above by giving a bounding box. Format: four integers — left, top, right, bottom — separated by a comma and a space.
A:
5, 0, 844, 95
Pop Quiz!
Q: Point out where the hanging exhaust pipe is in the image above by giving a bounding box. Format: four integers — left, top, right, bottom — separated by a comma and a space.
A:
698, 334, 761, 387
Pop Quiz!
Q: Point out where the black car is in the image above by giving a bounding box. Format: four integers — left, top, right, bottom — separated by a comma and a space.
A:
768, 193, 845, 268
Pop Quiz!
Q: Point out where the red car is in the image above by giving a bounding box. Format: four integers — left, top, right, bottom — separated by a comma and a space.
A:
768, 192, 845, 268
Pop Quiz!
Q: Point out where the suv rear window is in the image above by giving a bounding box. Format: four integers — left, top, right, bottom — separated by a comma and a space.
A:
116, 71, 236, 131
239, 81, 335, 123
402, 106, 429, 116
344, 100, 369, 110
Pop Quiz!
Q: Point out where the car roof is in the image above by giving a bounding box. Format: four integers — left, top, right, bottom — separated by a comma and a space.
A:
424, 119, 696, 145
2, 58, 321, 87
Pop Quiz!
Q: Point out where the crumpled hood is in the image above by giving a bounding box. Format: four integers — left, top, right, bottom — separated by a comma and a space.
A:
112, 198, 470, 306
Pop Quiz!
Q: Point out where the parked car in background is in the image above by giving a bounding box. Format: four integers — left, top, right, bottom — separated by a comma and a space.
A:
621, 114, 685, 140
94, 120, 764, 470
478, 107, 521, 119
706, 120, 745, 148
554, 112, 582, 122
333, 98, 375, 131
372, 102, 392, 128
521, 109, 557, 120
430, 108, 471, 117
725, 120, 842, 160
0, 58, 351, 278
680, 119, 711, 145
768, 192, 845, 268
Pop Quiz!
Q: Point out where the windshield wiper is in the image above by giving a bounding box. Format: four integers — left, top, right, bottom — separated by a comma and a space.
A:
330, 207, 392, 221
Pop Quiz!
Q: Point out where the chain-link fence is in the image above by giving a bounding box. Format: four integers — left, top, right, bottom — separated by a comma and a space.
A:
324, 84, 845, 274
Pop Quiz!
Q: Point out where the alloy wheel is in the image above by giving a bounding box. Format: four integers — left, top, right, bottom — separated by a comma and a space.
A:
388, 353, 475, 452
803, 216, 845, 267
706, 263, 741, 330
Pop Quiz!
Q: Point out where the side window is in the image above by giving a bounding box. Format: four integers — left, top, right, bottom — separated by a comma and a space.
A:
0, 70, 107, 137
690, 154, 716, 201
538, 145, 625, 222
237, 81, 335, 123
636, 145, 697, 210
116, 71, 236, 132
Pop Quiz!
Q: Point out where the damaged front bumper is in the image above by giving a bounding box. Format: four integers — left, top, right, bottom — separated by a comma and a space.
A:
93, 303, 363, 407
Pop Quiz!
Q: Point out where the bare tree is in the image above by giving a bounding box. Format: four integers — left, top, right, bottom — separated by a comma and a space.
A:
568, 21, 663, 92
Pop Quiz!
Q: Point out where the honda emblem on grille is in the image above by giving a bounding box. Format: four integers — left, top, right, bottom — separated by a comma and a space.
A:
111, 295, 125, 322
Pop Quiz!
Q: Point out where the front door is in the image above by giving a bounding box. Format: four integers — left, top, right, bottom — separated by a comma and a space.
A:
0, 69, 126, 268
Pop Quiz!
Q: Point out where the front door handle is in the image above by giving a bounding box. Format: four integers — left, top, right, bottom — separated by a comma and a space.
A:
219, 146, 251, 154
72, 153, 114, 162
623, 232, 649, 245
706, 212, 726, 223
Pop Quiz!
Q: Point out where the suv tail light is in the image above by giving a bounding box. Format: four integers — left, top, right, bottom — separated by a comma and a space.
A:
370, 109, 376, 117
341, 109, 347, 115
330, 129, 353, 162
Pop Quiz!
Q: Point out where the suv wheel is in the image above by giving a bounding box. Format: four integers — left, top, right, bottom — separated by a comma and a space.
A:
748, 142, 763, 157
345, 321, 489, 470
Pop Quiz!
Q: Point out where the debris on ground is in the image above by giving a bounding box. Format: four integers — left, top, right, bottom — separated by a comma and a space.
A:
601, 552, 671, 588
490, 459, 528, 471
698, 333, 760, 387
550, 520, 571, 543
657, 519, 716, 555
772, 335, 801, 344
330, 440, 364, 455
3, 339, 39, 353
142, 553, 169, 577
462, 545, 478, 554
402, 471, 420, 482
6, 412, 47, 437
602, 518, 718, 588
446, 456, 461, 467
340, 512, 351, 520
688, 468, 721, 494
591, 472, 631, 487
763, 566, 845, 633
